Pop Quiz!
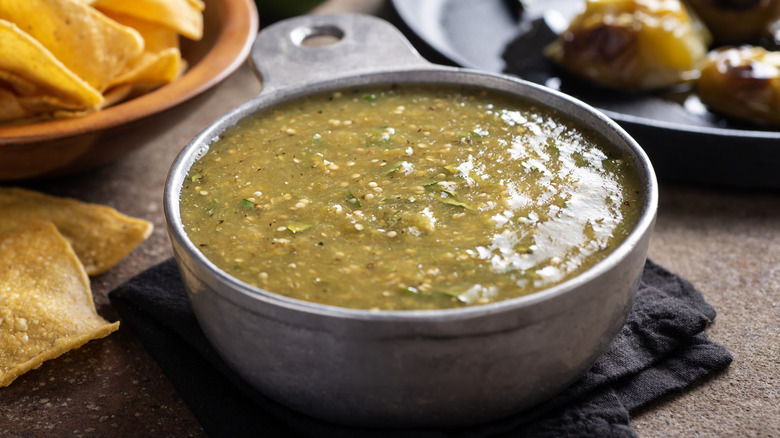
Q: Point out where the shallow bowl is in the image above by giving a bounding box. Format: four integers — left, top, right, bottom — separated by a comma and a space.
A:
165, 13, 658, 429
0, 0, 258, 181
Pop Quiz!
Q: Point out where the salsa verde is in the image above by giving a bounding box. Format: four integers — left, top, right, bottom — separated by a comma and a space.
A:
180, 85, 643, 310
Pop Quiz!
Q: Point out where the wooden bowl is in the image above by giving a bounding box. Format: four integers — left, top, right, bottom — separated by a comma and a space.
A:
0, 0, 259, 181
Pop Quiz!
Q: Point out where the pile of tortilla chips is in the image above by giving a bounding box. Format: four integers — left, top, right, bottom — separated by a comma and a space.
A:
0, 187, 153, 387
0, 0, 204, 124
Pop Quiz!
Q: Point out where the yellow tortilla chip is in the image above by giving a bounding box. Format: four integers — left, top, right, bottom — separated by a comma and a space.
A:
0, 187, 153, 276
102, 12, 184, 92
0, 0, 144, 92
0, 70, 99, 121
0, 87, 31, 122
106, 48, 183, 94
90, 0, 204, 41
0, 20, 103, 110
0, 221, 119, 388
100, 83, 134, 108
188, 0, 206, 12
3, 93, 93, 123
103, 11, 180, 53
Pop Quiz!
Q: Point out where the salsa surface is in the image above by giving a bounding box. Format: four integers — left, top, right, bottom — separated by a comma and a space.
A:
180, 85, 643, 310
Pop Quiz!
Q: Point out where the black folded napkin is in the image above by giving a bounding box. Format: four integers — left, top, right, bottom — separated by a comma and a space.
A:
108, 259, 732, 438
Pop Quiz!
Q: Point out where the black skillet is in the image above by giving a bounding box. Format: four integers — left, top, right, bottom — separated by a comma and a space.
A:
390, 0, 780, 189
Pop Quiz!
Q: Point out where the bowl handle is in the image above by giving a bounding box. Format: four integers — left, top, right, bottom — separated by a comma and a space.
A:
249, 13, 430, 93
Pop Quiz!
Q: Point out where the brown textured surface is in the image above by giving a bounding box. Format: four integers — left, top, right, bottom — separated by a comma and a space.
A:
0, 60, 260, 438
1, 1, 778, 436
634, 187, 780, 437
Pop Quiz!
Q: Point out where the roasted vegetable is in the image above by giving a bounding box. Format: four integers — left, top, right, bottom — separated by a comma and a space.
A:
697, 45, 780, 125
545, 0, 711, 90
684, 0, 780, 44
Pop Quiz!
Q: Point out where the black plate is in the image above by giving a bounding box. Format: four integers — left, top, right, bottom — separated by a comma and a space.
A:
390, 0, 780, 188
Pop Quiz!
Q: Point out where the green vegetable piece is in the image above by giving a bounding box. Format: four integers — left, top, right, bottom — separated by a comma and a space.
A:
441, 187, 458, 197
190, 172, 204, 182
363, 93, 377, 102
546, 142, 560, 155
241, 199, 256, 210
523, 270, 542, 280
444, 164, 459, 174
435, 194, 473, 210
423, 180, 457, 197
207, 198, 219, 216
286, 221, 312, 233
431, 288, 469, 305
439, 185, 457, 197
366, 126, 395, 147
572, 151, 588, 167
383, 162, 403, 176
386, 209, 402, 226
401, 286, 420, 295
345, 188, 362, 209
435, 288, 461, 298
602, 157, 622, 173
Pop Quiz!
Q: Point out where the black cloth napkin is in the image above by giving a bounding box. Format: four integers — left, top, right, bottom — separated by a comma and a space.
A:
108, 259, 732, 438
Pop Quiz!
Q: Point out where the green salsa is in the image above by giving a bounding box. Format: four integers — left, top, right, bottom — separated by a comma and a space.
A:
180, 85, 643, 310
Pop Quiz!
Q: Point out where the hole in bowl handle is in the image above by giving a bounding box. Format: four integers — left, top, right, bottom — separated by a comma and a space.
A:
249, 13, 429, 93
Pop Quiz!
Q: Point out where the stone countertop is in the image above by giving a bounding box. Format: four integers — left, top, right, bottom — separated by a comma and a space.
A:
1, 1, 778, 436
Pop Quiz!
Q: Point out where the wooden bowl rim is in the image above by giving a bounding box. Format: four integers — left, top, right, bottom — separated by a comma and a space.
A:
0, 0, 259, 144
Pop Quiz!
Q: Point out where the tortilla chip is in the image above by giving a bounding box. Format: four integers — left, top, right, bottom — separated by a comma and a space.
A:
0, 87, 31, 122
103, 11, 180, 53
100, 83, 134, 109
188, 0, 206, 12
103, 49, 183, 95
0, 71, 99, 120
0, 20, 103, 110
102, 12, 184, 92
0, 187, 153, 276
0, 221, 119, 388
90, 0, 204, 41
0, 0, 144, 92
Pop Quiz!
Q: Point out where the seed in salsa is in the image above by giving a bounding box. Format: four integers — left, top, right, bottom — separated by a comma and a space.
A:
179, 85, 643, 310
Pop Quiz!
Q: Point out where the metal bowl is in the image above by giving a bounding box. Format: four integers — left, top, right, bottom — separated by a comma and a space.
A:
164, 13, 658, 429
